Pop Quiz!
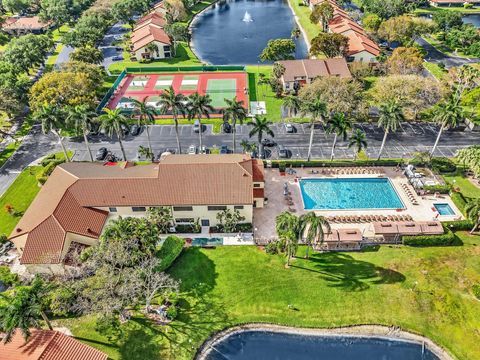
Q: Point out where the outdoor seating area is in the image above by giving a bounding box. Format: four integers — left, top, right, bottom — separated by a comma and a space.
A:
318, 228, 363, 251
326, 214, 414, 224
400, 183, 419, 205
308, 167, 385, 175
371, 220, 444, 240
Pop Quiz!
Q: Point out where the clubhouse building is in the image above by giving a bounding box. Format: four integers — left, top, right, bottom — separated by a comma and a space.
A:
9, 154, 264, 273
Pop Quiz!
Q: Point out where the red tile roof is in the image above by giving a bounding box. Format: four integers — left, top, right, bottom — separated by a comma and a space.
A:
0, 330, 107, 360
134, 12, 166, 31
2, 16, 50, 31
277, 58, 351, 82
131, 25, 171, 51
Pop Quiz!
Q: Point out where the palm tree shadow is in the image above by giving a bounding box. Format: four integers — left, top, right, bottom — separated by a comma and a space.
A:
292, 252, 405, 291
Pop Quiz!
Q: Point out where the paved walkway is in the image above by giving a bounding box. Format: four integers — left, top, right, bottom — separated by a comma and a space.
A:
416, 37, 480, 68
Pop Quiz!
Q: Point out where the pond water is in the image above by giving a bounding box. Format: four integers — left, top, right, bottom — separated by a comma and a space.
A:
462, 14, 480, 27
190, 0, 308, 65
204, 331, 440, 360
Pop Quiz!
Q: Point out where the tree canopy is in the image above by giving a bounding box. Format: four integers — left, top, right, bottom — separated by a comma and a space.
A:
3, 34, 53, 74
386, 47, 424, 75
259, 39, 296, 62
310, 32, 349, 58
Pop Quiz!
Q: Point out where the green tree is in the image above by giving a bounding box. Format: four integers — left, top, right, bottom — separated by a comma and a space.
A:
465, 199, 480, 234
362, 13, 382, 32
37, 104, 70, 162
310, 2, 334, 31
299, 212, 330, 259
164, 23, 189, 56
377, 100, 404, 160
39, 0, 71, 25
3, 34, 53, 74
69, 46, 104, 64
259, 39, 296, 62
137, 145, 153, 161
157, 86, 186, 153
132, 97, 157, 160
66, 104, 97, 162
147, 206, 173, 233
310, 32, 349, 58
216, 209, 245, 233
222, 97, 247, 153
432, 10, 463, 32
348, 129, 368, 160
272, 62, 286, 79
275, 211, 299, 267
291, 26, 301, 39
99, 108, 129, 161
282, 94, 301, 118
301, 98, 327, 161
3, 0, 30, 13
63, 12, 111, 47
430, 97, 464, 157
247, 116, 274, 156
187, 93, 214, 150
378, 15, 434, 45
326, 112, 352, 161
386, 47, 424, 75
0, 276, 53, 344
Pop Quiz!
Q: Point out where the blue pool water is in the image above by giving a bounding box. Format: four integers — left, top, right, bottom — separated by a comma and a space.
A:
205, 331, 440, 359
191, 237, 223, 246
434, 203, 455, 216
300, 178, 405, 210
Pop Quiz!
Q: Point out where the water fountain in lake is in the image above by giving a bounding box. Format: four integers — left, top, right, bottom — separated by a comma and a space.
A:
242, 10, 253, 22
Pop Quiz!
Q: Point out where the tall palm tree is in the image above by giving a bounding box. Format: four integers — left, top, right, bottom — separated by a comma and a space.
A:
377, 101, 404, 160
222, 97, 247, 153
430, 97, 465, 157
98, 108, 129, 161
247, 115, 274, 157
275, 211, 300, 267
37, 104, 70, 162
156, 87, 186, 153
301, 98, 327, 162
132, 97, 157, 160
465, 199, 480, 234
326, 112, 352, 161
0, 277, 52, 344
282, 94, 301, 118
187, 93, 214, 150
66, 104, 97, 162
348, 129, 368, 160
299, 212, 330, 259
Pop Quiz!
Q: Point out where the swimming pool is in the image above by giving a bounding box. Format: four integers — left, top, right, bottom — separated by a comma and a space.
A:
299, 178, 405, 210
434, 203, 455, 216
191, 237, 223, 246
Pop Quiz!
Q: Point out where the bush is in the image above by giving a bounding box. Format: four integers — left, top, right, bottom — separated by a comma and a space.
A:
424, 184, 451, 194
210, 223, 253, 233
166, 305, 178, 320
450, 191, 467, 215
0, 266, 19, 288
464, 3, 473, 8
442, 219, 475, 231
473, 284, 480, 300
0, 234, 7, 244
279, 163, 286, 172
157, 236, 185, 271
402, 228, 462, 246
174, 224, 200, 233
265, 241, 279, 254
431, 157, 456, 173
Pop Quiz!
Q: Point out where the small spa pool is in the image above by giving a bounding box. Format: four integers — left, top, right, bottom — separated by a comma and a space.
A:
299, 178, 405, 210
434, 203, 455, 216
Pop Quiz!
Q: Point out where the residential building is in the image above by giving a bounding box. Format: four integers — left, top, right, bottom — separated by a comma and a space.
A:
2, 16, 52, 35
276, 58, 351, 91
9, 155, 265, 274
0, 329, 107, 360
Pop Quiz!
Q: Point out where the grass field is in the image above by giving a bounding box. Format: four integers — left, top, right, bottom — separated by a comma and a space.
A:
443, 171, 480, 199
423, 61, 447, 80
414, 6, 480, 14
286, 0, 319, 43
59, 232, 480, 360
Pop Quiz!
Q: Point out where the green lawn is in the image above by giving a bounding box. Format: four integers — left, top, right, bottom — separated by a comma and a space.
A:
443, 172, 480, 199
246, 65, 283, 121
0, 142, 21, 169
287, 0, 320, 43
423, 61, 447, 80
423, 35, 472, 59
414, 6, 480, 14
60, 232, 480, 360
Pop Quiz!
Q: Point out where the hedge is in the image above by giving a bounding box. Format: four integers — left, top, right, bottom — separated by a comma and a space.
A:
450, 191, 467, 215
402, 227, 462, 246
431, 157, 457, 173
424, 184, 451, 194
0, 265, 19, 288
442, 219, 475, 231
210, 223, 253, 233
157, 235, 185, 271
266, 159, 401, 168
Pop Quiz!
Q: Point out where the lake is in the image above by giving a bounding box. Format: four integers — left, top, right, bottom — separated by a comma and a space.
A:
190, 0, 309, 65
462, 14, 480, 27
203, 331, 441, 360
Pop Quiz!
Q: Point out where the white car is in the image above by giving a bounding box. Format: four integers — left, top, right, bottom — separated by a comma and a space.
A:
188, 145, 197, 155
285, 123, 294, 133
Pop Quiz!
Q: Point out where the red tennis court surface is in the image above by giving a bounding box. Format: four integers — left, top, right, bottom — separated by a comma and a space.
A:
107, 72, 248, 116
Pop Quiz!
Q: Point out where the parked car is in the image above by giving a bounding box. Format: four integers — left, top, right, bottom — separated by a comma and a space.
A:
200, 145, 210, 154
193, 119, 202, 133
261, 138, 276, 147
120, 124, 129, 135
285, 123, 295, 133
278, 145, 290, 159
220, 145, 229, 154
130, 124, 141, 136
95, 147, 108, 161
188, 145, 198, 154
222, 122, 232, 133
112, 56, 123, 61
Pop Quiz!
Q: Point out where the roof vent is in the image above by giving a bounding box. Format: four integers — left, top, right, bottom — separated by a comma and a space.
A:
16, 228, 22, 232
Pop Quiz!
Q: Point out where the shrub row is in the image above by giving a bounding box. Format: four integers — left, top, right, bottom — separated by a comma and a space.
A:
402, 227, 462, 246
442, 219, 475, 231
209, 223, 253, 233
36, 157, 66, 185
157, 236, 185, 271
424, 184, 451, 194
266, 159, 401, 168
174, 224, 200, 233
450, 191, 467, 215
0, 266, 19, 288
430, 157, 457, 173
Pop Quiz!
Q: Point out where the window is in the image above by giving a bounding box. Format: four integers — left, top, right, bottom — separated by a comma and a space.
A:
234, 205, 244, 210
208, 206, 227, 211
109, 207, 117, 213
253, 183, 261, 188
132, 207, 146, 212
163, 45, 171, 51
173, 206, 193, 211
175, 218, 194, 223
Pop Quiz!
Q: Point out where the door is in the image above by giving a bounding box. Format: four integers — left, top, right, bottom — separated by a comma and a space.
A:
201, 219, 210, 226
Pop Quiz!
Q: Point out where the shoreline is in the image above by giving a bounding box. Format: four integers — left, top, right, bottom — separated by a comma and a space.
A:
195, 323, 455, 360
286, 0, 312, 52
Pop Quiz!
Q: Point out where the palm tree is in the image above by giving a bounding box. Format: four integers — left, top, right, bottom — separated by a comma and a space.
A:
430, 97, 465, 157
348, 129, 368, 160
222, 97, 247, 153
98, 108, 129, 161
301, 98, 327, 162
156, 86, 186, 153
282, 94, 301, 118
275, 211, 300, 267
465, 199, 480, 234
0, 277, 52, 344
299, 212, 330, 259
137, 145, 153, 162
37, 104, 70, 162
326, 112, 352, 161
377, 101, 404, 160
247, 115, 274, 157
187, 93, 214, 150
132, 97, 157, 160
66, 104, 97, 162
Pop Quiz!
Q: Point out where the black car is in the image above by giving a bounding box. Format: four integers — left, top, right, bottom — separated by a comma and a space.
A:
95, 147, 108, 161
220, 145, 229, 154
261, 138, 276, 147
222, 122, 232, 133
130, 124, 141, 136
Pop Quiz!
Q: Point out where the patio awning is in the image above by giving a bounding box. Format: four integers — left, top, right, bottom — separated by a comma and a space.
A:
419, 221, 444, 235
338, 228, 362, 242
324, 229, 340, 242
397, 222, 423, 235
372, 222, 399, 235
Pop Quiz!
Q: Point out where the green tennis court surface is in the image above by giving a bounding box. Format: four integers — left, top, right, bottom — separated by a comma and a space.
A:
206, 79, 237, 108
154, 76, 174, 90
180, 75, 199, 90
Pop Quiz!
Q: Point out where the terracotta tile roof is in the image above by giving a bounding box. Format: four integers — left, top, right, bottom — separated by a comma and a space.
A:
277, 58, 351, 83
135, 12, 166, 31
2, 16, 50, 31
131, 25, 171, 51
0, 330, 107, 360
253, 188, 264, 198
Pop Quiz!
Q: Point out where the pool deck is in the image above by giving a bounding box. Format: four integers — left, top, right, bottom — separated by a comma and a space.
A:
253, 167, 462, 244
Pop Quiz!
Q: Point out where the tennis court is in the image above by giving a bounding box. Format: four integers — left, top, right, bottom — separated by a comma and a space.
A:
108, 71, 248, 116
